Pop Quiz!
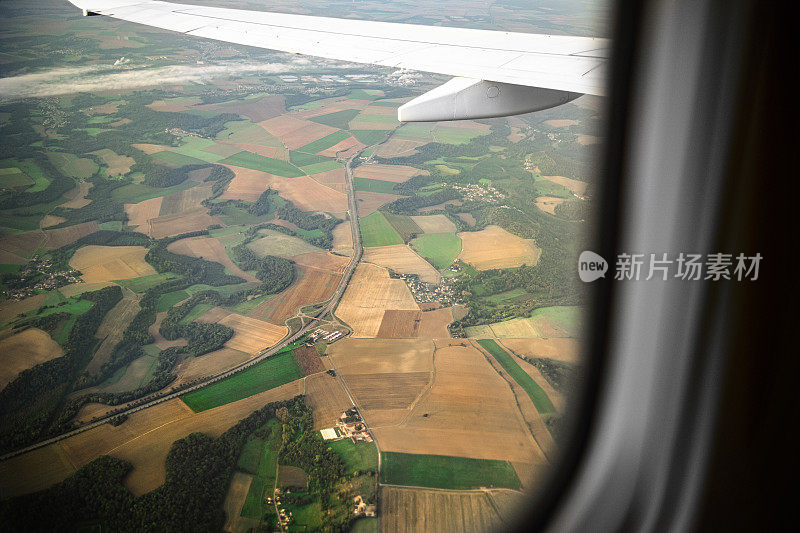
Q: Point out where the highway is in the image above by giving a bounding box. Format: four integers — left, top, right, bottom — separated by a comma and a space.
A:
1, 142, 374, 462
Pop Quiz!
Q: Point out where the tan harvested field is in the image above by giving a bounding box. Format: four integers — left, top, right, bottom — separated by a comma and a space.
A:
355, 191, 404, 216
223, 472, 258, 533
159, 184, 213, 216
350, 121, 396, 130
418, 199, 462, 212
132, 143, 172, 155
109, 118, 132, 127
411, 214, 457, 234
197, 307, 287, 354
376, 307, 453, 339
497, 337, 580, 364
168, 236, 259, 282
0, 248, 27, 265
221, 142, 287, 160
291, 251, 349, 274
278, 466, 308, 489
348, 371, 431, 411
92, 149, 134, 176
147, 209, 220, 239
219, 165, 274, 202
43, 221, 100, 250
0, 381, 304, 498
577, 134, 601, 146
0, 444, 76, 500
0, 293, 47, 323
198, 94, 285, 123
246, 230, 320, 259
304, 372, 352, 430
309, 168, 346, 193
69, 245, 156, 283
171, 347, 252, 388
457, 212, 476, 226
86, 290, 142, 374
458, 225, 541, 270
149, 312, 188, 350
258, 115, 339, 150
250, 265, 340, 323
364, 244, 440, 284
84, 101, 126, 114
40, 214, 66, 228
0, 232, 46, 262
0, 328, 64, 388
542, 175, 588, 195
147, 97, 200, 112
380, 487, 509, 533
417, 307, 454, 338
318, 136, 366, 158
353, 164, 426, 183
535, 196, 566, 215
374, 138, 425, 158
331, 221, 354, 257
294, 344, 325, 375
125, 196, 162, 229
465, 318, 541, 339
335, 263, 419, 338
371, 339, 547, 468
514, 356, 565, 412
544, 119, 579, 127
58, 281, 115, 298
270, 218, 298, 231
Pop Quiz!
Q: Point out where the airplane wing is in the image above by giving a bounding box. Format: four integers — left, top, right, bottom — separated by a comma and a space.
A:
67, 0, 609, 121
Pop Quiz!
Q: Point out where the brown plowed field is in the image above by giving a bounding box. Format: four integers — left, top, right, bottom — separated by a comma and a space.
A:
220, 142, 287, 160
167, 236, 259, 282
147, 209, 221, 239
304, 372, 352, 430
42, 221, 100, 250
219, 165, 277, 202
417, 307, 454, 338
374, 139, 425, 158
353, 164, 426, 183
278, 466, 308, 488
457, 212, 476, 226
410, 214, 457, 234
159, 184, 213, 216
198, 94, 285, 123
258, 116, 339, 150
363, 245, 440, 284
223, 472, 257, 533
132, 143, 171, 155
149, 312, 188, 349
291, 251, 349, 274
171, 347, 252, 388
544, 119, 579, 128
542, 175, 587, 195
376, 307, 454, 339
497, 338, 580, 364
309, 168, 346, 193
371, 339, 547, 467
0, 328, 64, 388
380, 486, 506, 533
0, 232, 46, 261
331, 221, 354, 257
0, 381, 304, 498
58, 281, 115, 298
249, 265, 340, 324
355, 191, 404, 216
197, 307, 287, 354
458, 225, 541, 270
86, 289, 142, 374
60, 182, 92, 209
70, 245, 156, 283
318, 136, 366, 158
40, 215, 66, 228
335, 263, 419, 338
345, 372, 431, 410
293, 344, 325, 375
0, 293, 48, 324
125, 196, 162, 229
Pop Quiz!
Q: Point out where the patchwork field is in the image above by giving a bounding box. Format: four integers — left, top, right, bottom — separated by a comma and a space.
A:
410, 214, 457, 234
222, 166, 347, 213
147, 209, 221, 239
458, 226, 541, 270
42, 221, 100, 250
355, 191, 404, 217
0, 382, 303, 499
69, 245, 156, 283
170, 347, 251, 389
376, 307, 454, 339
360, 211, 403, 248
380, 487, 522, 533
258, 115, 340, 150
0, 328, 64, 388
535, 196, 567, 215
249, 263, 342, 324
353, 164, 425, 183
85, 290, 142, 374
542, 175, 588, 195
335, 263, 419, 338
246, 229, 321, 259
167, 236, 259, 282
497, 337, 581, 364
304, 372, 352, 430
197, 307, 288, 354
363, 244, 440, 284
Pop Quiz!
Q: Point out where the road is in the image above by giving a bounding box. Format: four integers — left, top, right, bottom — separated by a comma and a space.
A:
1, 141, 375, 462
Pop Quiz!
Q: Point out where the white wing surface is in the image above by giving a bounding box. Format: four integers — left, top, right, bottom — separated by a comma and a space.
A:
67, 0, 609, 119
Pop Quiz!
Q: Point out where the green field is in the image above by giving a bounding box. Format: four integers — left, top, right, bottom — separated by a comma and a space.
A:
350, 518, 378, 533
240, 419, 282, 520
111, 181, 196, 204
300, 160, 342, 175
383, 212, 422, 241
477, 339, 555, 414
181, 350, 303, 412
114, 273, 182, 293
219, 151, 304, 178
395, 123, 434, 142
156, 289, 189, 312
353, 177, 397, 195
150, 150, 207, 167
533, 179, 574, 199
6, 160, 50, 192
308, 109, 360, 130
359, 211, 403, 247
352, 130, 390, 145
46, 152, 98, 179
530, 305, 583, 337
179, 302, 214, 324
351, 114, 399, 125
0, 167, 33, 190
409, 233, 461, 269
170, 137, 225, 163
348, 89, 384, 100
289, 150, 330, 168
216, 120, 282, 146
329, 440, 378, 475
296, 130, 351, 154
432, 127, 490, 145
380, 452, 521, 490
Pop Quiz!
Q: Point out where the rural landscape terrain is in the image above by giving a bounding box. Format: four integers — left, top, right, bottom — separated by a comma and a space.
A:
0, 0, 605, 531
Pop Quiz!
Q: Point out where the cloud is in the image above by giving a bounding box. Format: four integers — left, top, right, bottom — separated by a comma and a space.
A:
0, 58, 364, 101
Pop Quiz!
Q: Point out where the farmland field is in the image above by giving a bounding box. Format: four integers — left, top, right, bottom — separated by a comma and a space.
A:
180, 350, 303, 412
381, 452, 520, 490
69, 245, 156, 283
219, 152, 304, 178
477, 339, 555, 414
304, 372, 352, 430
354, 177, 398, 195
246, 229, 321, 258
410, 233, 461, 269
0, 328, 64, 388
329, 440, 378, 474
240, 419, 281, 520
363, 244, 440, 284
382, 212, 422, 241
360, 211, 403, 247
458, 225, 541, 270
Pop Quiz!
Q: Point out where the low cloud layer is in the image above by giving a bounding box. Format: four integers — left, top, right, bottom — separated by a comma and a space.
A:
0, 58, 359, 101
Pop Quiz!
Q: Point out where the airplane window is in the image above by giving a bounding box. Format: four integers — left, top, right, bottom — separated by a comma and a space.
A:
0, 0, 610, 530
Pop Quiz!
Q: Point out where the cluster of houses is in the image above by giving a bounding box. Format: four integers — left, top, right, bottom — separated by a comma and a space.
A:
451, 183, 506, 204
398, 273, 463, 307
353, 495, 377, 518
320, 408, 373, 443
266, 489, 292, 528
308, 328, 344, 344
1, 256, 81, 301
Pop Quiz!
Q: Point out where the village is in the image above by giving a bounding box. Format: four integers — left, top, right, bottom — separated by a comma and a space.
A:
397, 272, 464, 307
0, 255, 82, 301
451, 183, 506, 204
